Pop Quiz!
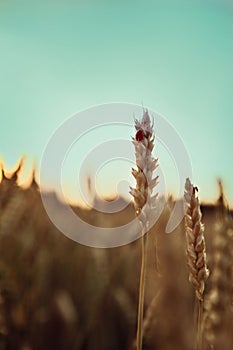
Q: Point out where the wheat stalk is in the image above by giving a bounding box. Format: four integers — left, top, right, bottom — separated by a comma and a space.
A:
204, 196, 233, 349
130, 109, 158, 350
184, 178, 209, 350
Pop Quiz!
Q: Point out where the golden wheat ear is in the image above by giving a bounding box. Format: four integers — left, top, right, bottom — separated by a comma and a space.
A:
184, 178, 209, 350
184, 178, 209, 300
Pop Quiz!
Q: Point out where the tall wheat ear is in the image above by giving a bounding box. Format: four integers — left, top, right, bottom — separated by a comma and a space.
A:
130, 109, 159, 350
184, 178, 209, 350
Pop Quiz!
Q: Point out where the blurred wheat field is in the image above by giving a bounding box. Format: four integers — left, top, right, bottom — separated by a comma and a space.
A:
0, 164, 232, 350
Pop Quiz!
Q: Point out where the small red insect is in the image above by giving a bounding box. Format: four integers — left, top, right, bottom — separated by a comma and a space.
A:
135, 129, 144, 141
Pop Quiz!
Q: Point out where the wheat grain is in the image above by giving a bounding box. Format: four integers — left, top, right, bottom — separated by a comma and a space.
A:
184, 178, 209, 300
130, 110, 159, 231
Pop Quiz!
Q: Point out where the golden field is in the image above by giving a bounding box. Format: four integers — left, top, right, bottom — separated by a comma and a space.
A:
0, 166, 232, 350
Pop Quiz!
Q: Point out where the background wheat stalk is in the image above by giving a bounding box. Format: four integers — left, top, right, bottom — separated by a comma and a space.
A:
130, 109, 158, 350
184, 178, 209, 350
204, 194, 233, 349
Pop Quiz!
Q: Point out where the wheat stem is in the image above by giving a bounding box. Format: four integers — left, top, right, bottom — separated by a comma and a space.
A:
197, 299, 203, 350
136, 229, 148, 350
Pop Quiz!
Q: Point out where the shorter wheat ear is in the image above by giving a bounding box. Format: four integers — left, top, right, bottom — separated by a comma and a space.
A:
184, 178, 209, 350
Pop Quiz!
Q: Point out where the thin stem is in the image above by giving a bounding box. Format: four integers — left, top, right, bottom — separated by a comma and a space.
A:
136, 230, 148, 350
197, 299, 204, 350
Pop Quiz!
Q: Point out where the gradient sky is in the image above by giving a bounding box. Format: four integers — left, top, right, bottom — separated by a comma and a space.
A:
0, 0, 233, 206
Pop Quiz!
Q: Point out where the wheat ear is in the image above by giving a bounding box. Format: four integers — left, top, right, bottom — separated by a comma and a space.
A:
184, 178, 209, 350
130, 109, 158, 350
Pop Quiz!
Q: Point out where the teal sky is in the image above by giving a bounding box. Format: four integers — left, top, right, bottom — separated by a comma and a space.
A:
0, 0, 233, 206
